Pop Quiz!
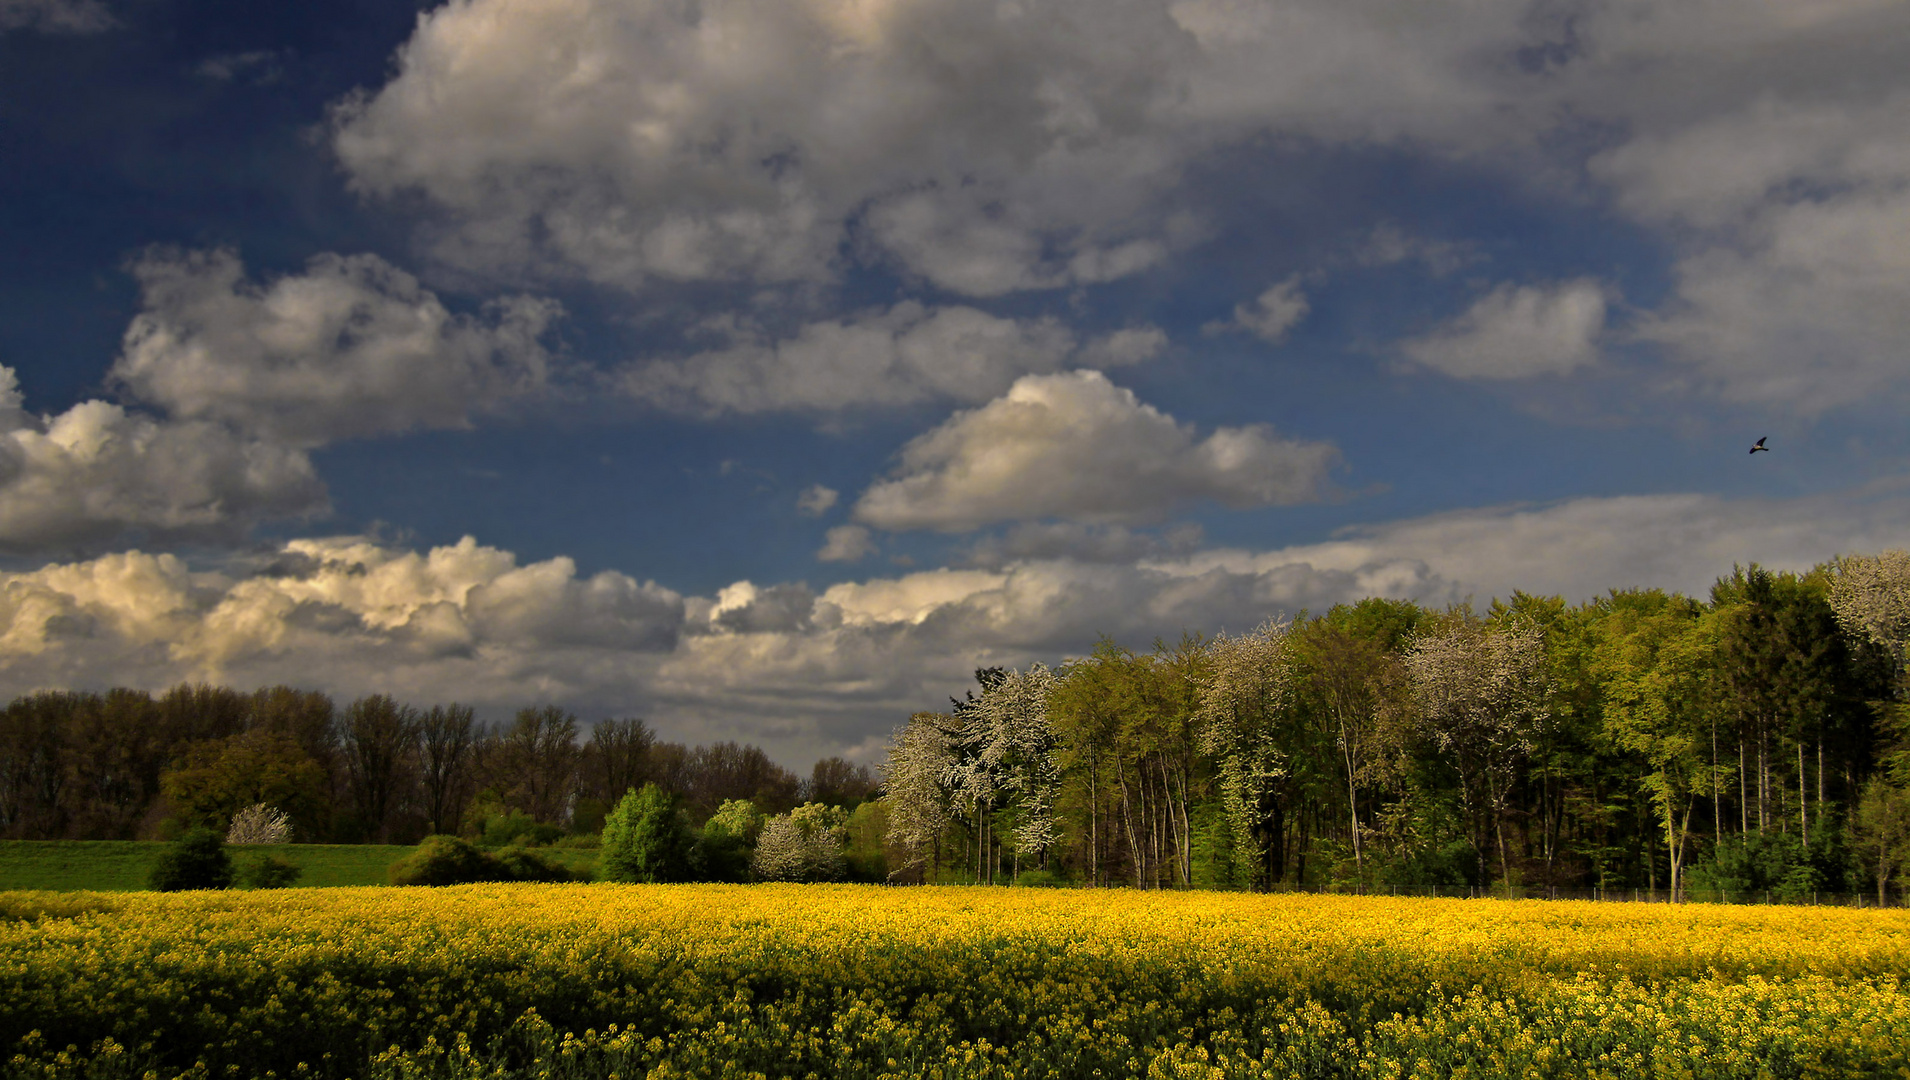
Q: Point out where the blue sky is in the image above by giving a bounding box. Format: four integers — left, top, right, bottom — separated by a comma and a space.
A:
3, 0, 1908, 766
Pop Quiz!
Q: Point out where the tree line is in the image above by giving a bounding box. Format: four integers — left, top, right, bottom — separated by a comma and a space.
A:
882, 555, 1910, 900
0, 684, 877, 846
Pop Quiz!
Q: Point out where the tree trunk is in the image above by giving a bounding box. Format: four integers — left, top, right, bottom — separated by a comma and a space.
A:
1119, 774, 1141, 888
1739, 735, 1748, 835
1092, 753, 1107, 886
1798, 741, 1808, 847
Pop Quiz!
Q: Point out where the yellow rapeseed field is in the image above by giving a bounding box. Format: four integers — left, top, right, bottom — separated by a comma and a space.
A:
3, 885, 1907, 1079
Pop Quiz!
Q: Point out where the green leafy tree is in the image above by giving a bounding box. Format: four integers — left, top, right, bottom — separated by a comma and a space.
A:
159, 731, 328, 837
1852, 779, 1910, 903
698, 798, 764, 882
1591, 592, 1720, 900
600, 784, 695, 882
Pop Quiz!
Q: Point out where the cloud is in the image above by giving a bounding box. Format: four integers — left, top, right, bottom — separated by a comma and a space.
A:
194, 50, 284, 85
704, 581, 819, 634
324, 0, 1910, 424
959, 522, 1206, 568
5, 482, 1907, 764
816, 525, 876, 564
796, 485, 839, 517
851, 370, 1338, 531
1077, 326, 1169, 368
329, 0, 1216, 296
1556, 9, 1910, 412
621, 303, 1160, 415
113, 248, 559, 447
0, 0, 114, 33
1205, 275, 1309, 343
1634, 190, 1910, 413
1400, 280, 1608, 379
327, 0, 1570, 297
655, 481, 1910, 760
0, 534, 682, 715
1353, 224, 1475, 277
0, 367, 324, 555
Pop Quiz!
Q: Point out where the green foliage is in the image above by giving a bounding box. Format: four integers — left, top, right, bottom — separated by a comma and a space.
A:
237, 854, 302, 889
599, 785, 695, 883
703, 798, 765, 842
387, 836, 577, 886
478, 809, 562, 848
1851, 779, 1910, 901
145, 828, 232, 892
388, 835, 501, 886
1376, 839, 1479, 891
157, 731, 328, 839
695, 799, 762, 883
489, 847, 579, 883
1685, 831, 1848, 900
841, 800, 888, 882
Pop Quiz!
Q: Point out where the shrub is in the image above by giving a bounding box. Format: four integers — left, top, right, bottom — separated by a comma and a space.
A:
226, 803, 293, 845
389, 835, 509, 886
148, 828, 234, 892
238, 855, 303, 889
491, 846, 577, 883
600, 784, 695, 883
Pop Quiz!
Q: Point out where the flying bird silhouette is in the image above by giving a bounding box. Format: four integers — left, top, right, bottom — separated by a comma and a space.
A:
1749, 437, 1769, 455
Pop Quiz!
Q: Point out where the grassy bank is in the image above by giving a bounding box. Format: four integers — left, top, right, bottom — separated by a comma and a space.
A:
0, 840, 597, 891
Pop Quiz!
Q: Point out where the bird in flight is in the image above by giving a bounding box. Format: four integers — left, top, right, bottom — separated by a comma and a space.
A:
1749, 437, 1770, 455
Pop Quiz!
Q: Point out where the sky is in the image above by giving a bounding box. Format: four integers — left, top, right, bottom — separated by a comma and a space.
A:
3, 0, 1909, 768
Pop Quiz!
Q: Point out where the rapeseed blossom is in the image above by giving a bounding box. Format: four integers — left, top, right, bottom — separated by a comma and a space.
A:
2, 886, 1906, 1078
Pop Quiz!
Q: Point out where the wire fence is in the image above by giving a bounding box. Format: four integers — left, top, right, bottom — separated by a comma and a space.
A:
1240, 881, 1908, 907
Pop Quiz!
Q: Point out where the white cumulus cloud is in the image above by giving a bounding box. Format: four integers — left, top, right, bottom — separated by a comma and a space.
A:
0, 534, 682, 714
852, 370, 1338, 531
0, 367, 324, 554
328, 0, 1567, 298
113, 248, 559, 447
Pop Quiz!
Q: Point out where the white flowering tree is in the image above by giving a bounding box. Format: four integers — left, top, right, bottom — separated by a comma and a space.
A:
1195, 620, 1297, 889
973, 664, 1061, 878
752, 802, 848, 882
1403, 611, 1550, 889
1829, 551, 1910, 673
882, 712, 959, 882
226, 802, 292, 845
